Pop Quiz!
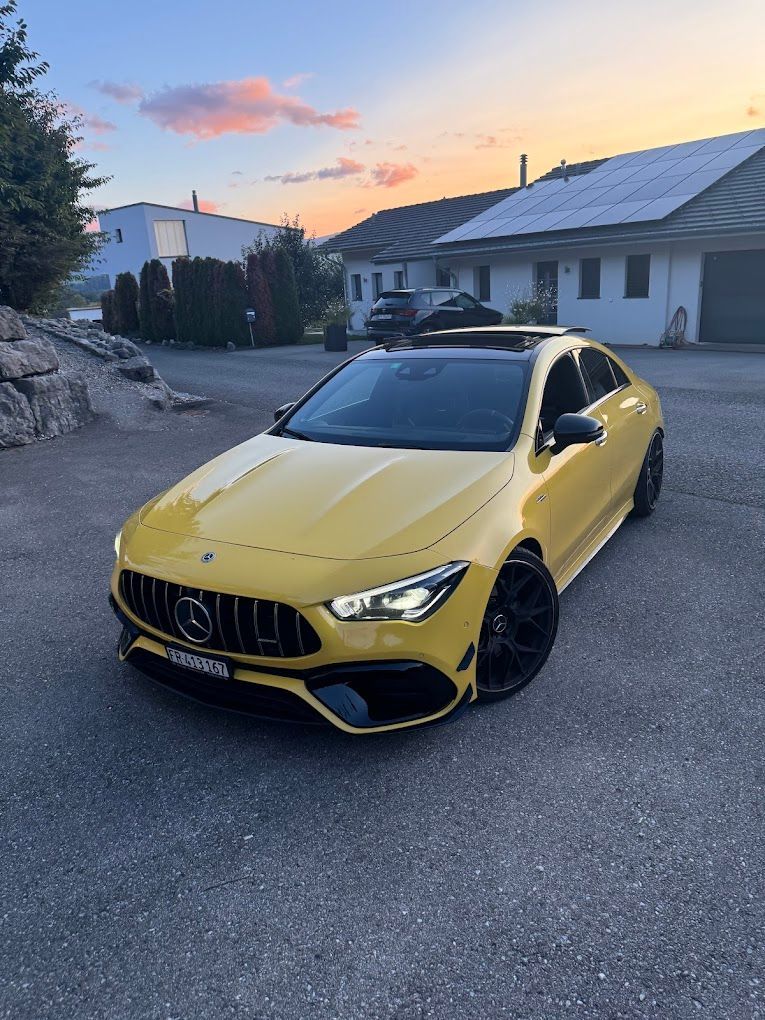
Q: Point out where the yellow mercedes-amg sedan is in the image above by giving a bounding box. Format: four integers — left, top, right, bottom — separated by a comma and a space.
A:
111, 327, 664, 734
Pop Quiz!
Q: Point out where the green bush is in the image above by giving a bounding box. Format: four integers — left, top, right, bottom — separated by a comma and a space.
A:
113, 272, 139, 334
213, 260, 249, 346
100, 289, 116, 333
139, 259, 174, 341
271, 248, 303, 344
245, 252, 276, 345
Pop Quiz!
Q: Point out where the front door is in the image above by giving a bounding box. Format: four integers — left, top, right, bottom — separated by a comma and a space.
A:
535, 261, 559, 325
536, 352, 612, 580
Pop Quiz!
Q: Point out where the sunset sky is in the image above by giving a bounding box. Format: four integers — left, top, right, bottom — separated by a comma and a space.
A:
29, 0, 765, 236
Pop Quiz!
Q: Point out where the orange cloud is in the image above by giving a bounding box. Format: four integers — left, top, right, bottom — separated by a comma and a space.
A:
139, 78, 360, 139
283, 72, 314, 89
177, 197, 221, 213
265, 156, 365, 184
369, 162, 419, 187
67, 103, 117, 134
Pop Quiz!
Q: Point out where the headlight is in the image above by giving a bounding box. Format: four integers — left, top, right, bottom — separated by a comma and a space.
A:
328, 562, 469, 622
114, 529, 122, 557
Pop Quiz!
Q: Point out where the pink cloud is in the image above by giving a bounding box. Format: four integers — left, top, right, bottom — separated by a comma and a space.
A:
67, 103, 117, 134
89, 79, 144, 104
139, 77, 360, 139
265, 156, 365, 185
369, 162, 418, 188
283, 72, 314, 89
177, 197, 221, 213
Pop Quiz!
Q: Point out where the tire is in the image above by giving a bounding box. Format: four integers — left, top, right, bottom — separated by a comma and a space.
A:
476, 548, 559, 701
632, 430, 664, 517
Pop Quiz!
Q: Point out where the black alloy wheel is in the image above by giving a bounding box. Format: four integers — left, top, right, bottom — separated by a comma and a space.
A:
476, 548, 559, 700
632, 431, 664, 517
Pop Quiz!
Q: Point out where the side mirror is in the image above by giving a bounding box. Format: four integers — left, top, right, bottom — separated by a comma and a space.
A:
553, 413, 604, 452
274, 402, 295, 423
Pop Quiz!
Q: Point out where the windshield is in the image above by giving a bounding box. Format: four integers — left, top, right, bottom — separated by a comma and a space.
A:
279, 354, 527, 451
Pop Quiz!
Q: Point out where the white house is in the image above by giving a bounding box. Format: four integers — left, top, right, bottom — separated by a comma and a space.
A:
93, 196, 280, 287
327, 129, 765, 346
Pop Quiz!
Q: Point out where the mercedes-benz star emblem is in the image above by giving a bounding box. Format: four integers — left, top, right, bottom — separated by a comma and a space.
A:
201, 551, 216, 563
174, 597, 214, 644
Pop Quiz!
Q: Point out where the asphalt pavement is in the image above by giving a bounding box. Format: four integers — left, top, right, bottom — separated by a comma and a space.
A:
1, 342, 763, 1019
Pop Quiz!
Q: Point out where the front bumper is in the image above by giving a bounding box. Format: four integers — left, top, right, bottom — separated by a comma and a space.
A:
110, 539, 489, 734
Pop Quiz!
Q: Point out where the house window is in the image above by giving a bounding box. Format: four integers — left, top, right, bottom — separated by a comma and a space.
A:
476, 265, 491, 302
350, 274, 363, 302
393, 270, 405, 288
625, 253, 650, 298
372, 272, 383, 299
114, 228, 123, 244
436, 267, 452, 287
579, 257, 600, 299
153, 220, 189, 258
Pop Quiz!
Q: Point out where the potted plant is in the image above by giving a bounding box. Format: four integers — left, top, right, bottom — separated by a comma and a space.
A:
323, 298, 350, 351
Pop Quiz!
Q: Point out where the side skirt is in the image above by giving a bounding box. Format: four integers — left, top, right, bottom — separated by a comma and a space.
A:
557, 502, 632, 593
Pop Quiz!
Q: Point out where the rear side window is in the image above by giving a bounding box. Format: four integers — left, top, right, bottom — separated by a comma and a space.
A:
609, 358, 630, 388
374, 291, 412, 307
431, 290, 457, 307
579, 348, 617, 403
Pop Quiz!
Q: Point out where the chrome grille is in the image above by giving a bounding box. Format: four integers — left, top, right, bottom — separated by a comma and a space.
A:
119, 570, 321, 658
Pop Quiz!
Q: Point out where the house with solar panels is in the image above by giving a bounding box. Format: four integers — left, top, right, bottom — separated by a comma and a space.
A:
326, 129, 765, 346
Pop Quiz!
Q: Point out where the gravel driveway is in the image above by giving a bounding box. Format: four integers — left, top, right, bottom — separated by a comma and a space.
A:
1, 344, 763, 1020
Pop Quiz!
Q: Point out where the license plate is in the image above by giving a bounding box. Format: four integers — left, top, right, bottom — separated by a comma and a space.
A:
374, 314, 393, 319
166, 646, 230, 678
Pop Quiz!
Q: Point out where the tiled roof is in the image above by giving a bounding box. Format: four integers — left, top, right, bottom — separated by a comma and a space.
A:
534, 158, 609, 181
324, 187, 520, 258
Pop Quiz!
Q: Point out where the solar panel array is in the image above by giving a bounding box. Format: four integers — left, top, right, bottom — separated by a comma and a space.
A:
435, 129, 765, 245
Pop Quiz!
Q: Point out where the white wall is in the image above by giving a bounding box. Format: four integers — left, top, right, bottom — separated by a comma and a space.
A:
95, 205, 280, 286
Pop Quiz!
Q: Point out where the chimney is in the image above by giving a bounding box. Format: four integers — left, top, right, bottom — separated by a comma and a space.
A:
519, 153, 528, 188
192, 189, 199, 212
560, 159, 569, 182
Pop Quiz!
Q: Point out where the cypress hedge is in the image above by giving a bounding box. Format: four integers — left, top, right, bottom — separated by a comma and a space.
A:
113, 271, 139, 334
271, 248, 303, 344
100, 289, 116, 333
245, 252, 276, 345
172, 256, 249, 346
139, 259, 174, 342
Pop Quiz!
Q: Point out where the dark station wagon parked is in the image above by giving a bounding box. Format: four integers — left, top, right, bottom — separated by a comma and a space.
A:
366, 288, 503, 340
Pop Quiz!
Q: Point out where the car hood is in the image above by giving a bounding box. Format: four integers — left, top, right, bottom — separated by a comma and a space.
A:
140, 434, 514, 560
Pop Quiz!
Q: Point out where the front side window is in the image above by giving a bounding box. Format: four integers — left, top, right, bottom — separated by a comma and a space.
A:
625, 254, 650, 298
539, 353, 588, 435
153, 220, 188, 258
578, 348, 617, 403
350, 274, 363, 301
431, 290, 456, 307
281, 354, 527, 452
455, 292, 479, 310
579, 257, 600, 299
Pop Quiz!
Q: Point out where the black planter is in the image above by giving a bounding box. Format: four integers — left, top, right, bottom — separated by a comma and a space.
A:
324, 323, 348, 351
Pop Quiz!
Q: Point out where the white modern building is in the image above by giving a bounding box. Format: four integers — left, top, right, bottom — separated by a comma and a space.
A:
327, 129, 765, 345
93, 196, 280, 286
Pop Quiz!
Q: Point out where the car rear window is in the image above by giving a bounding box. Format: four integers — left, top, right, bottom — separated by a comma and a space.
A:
373, 291, 412, 307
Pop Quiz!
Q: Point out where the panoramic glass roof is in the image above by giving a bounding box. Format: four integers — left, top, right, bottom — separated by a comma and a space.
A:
434, 129, 765, 245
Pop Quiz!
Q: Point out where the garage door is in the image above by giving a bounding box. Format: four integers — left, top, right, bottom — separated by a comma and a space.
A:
700, 250, 765, 343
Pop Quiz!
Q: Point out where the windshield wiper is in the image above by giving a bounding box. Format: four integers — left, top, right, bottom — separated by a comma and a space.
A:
280, 426, 315, 442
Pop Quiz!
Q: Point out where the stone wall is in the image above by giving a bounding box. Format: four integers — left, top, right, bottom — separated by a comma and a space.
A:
0, 306, 95, 449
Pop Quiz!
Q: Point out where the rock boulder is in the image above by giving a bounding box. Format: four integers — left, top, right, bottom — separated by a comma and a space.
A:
12, 373, 94, 438
0, 306, 27, 341
0, 339, 59, 381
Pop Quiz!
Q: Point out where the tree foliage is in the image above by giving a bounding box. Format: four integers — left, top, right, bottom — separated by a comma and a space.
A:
113, 271, 139, 334
139, 259, 174, 342
0, 1, 107, 309
271, 248, 302, 344
242, 214, 343, 326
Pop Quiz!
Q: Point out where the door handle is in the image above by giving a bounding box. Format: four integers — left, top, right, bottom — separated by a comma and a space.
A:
594, 431, 608, 447
635, 402, 648, 415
